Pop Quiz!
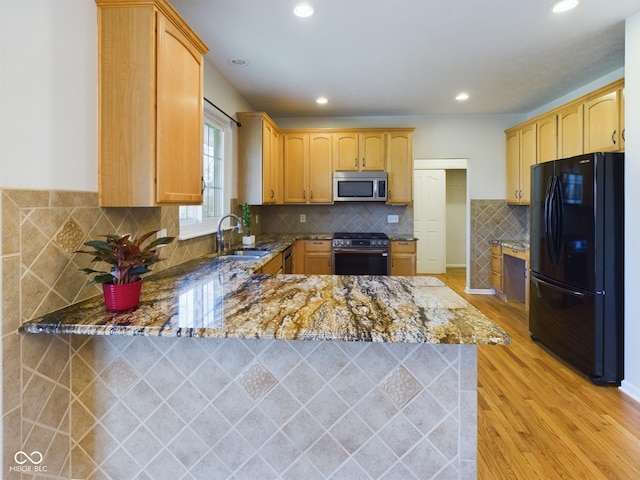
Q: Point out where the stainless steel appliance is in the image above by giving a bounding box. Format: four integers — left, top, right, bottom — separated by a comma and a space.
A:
530, 152, 624, 385
282, 245, 293, 274
332, 232, 389, 275
333, 171, 387, 202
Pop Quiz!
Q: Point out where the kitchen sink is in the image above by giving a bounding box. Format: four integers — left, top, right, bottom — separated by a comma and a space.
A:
221, 248, 270, 259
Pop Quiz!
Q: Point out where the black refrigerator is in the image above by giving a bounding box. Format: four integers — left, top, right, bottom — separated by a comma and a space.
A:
529, 152, 624, 385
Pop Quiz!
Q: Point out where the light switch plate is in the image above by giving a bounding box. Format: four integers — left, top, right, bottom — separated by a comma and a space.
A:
300, 214, 306, 223
387, 215, 399, 223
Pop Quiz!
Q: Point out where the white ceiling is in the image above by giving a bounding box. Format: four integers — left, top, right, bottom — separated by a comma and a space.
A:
171, 0, 640, 117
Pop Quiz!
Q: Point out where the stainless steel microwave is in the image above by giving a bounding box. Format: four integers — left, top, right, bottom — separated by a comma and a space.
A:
333, 171, 387, 202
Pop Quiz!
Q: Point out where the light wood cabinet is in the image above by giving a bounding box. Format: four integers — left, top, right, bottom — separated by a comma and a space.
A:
390, 240, 416, 276
334, 131, 385, 171
489, 243, 503, 292
96, 0, 208, 206
237, 112, 283, 205
584, 87, 621, 153
387, 130, 414, 204
537, 114, 557, 164
506, 122, 535, 205
506, 79, 625, 199
558, 103, 584, 158
303, 240, 332, 274
260, 253, 283, 275
283, 132, 333, 204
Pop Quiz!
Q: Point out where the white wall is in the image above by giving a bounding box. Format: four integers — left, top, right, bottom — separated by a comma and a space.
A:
622, 13, 640, 402
0, 1, 97, 190
446, 169, 467, 266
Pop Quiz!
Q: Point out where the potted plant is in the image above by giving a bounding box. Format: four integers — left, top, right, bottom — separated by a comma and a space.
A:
241, 202, 255, 245
76, 230, 175, 311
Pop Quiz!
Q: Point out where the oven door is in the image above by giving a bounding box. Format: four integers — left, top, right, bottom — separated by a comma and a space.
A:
332, 248, 389, 275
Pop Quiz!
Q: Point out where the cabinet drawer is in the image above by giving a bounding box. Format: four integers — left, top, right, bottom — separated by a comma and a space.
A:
489, 243, 502, 256
490, 271, 503, 292
490, 254, 502, 274
391, 241, 416, 254
305, 240, 331, 252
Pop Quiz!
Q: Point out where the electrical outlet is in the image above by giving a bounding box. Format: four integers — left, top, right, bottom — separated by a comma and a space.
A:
157, 228, 168, 238
255, 214, 259, 224
300, 214, 306, 223
387, 215, 399, 223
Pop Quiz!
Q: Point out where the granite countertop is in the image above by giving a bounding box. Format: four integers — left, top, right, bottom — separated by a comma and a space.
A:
21, 235, 510, 345
491, 239, 530, 251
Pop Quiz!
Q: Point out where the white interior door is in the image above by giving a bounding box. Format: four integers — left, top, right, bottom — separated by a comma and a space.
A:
414, 169, 446, 274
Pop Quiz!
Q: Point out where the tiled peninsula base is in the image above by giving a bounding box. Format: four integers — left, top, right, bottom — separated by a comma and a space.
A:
70, 336, 477, 479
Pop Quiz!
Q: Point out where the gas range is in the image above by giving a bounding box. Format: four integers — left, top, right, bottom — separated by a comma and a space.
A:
332, 232, 389, 248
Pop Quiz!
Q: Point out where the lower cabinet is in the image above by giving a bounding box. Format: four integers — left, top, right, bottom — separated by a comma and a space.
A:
294, 240, 332, 274
260, 253, 283, 275
489, 243, 503, 292
390, 240, 416, 276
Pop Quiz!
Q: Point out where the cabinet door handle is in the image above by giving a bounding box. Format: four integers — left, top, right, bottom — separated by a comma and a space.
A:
303, 190, 306, 200
622, 128, 625, 142
310, 190, 313, 200
362, 158, 366, 167
201, 177, 206, 194
270, 189, 275, 199
354, 158, 358, 168
612, 130, 617, 145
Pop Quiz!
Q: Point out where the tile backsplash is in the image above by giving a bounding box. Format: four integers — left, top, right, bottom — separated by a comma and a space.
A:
1, 188, 216, 478
258, 203, 413, 235
469, 200, 529, 290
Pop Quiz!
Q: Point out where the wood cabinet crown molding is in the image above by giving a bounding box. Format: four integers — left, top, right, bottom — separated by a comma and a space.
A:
96, 0, 208, 53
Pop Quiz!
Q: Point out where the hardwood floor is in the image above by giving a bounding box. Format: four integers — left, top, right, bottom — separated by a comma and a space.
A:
432, 268, 640, 479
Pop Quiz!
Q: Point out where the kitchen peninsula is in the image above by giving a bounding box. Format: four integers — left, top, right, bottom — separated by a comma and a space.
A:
21, 242, 509, 479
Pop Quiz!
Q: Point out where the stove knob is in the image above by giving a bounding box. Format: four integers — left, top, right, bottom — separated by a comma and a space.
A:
373, 240, 379, 246
383, 240, 388, 246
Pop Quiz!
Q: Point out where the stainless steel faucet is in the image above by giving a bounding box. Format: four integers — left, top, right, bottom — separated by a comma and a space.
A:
216, 214, 243, 253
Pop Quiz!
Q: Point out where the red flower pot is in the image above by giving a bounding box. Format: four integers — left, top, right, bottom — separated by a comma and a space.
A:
102, 280, 143, 311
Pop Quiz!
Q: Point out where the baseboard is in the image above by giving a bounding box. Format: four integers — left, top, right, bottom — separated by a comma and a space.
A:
620, 380, 640, 405
446, 263, 466, 268
465, 288, 495, 295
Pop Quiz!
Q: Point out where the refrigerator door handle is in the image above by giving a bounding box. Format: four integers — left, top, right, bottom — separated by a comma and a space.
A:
531, 274, 586, 298
544, 176, 555, 264
552, 176, 564, 265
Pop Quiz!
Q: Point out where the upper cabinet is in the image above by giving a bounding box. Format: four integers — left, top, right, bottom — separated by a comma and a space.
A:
505, 78, 624, 205
537, 114, 557, 164
334, 131, 386, 171
583, 87, 622, 152
282, 132, 333, 204
557, 103, 584, 158
237, 112, 283, 205
96, 0, 208, 206
506, 123, 536, 205
387, 129, 414, 204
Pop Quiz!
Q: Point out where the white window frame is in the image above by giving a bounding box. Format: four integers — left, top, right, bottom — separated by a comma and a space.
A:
179, 109, 231, 240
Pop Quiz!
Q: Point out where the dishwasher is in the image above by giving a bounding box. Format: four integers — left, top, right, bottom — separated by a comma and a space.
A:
282, 245, 293, 274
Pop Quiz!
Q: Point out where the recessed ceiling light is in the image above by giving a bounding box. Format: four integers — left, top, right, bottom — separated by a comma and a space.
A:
228, 58, 249, 67
456, 92, 470, 101
293, 3, 314, 18
316, 97, 328, 105
551, 0, 579, 14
